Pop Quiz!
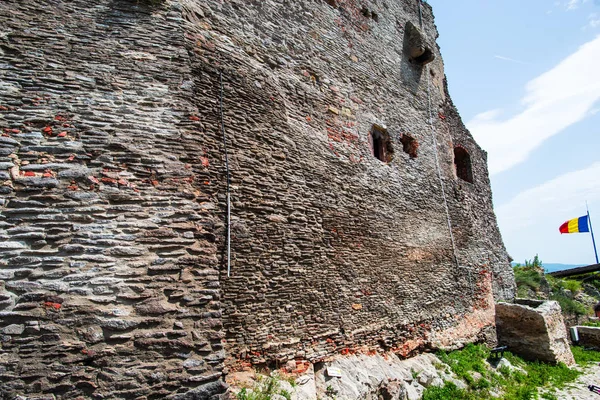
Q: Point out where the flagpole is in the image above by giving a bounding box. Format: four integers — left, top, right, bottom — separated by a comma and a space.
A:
587, 202, 599, 264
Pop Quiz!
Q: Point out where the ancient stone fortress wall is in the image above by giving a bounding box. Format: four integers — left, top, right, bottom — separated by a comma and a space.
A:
0, 0, 514, 399
203, 0, 515, 363
0, 1, 226, 398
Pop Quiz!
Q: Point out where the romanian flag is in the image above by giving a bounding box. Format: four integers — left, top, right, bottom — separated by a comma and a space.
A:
559, 216, 590, 234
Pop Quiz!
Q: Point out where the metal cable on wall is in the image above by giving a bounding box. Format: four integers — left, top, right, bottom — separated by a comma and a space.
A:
425, 66, 459, 268
219, 70, 232, 277
425, 66, 476, 298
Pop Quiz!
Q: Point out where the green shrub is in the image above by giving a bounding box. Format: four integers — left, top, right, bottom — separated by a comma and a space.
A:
472, 378, 491, 390
513, 265, 543, 295
422, 381, 474, 400
546, 276, 583, 294
550, 293, 590, 316
589, 279, 600, 291
236, 375, 292, 400
563, 280, 582, 293
525, 255, 543, 268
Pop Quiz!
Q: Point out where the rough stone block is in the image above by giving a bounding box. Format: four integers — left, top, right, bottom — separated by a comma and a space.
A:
1, 324, 25, 335
496, 300, 575, 365
573, 326, 600, 349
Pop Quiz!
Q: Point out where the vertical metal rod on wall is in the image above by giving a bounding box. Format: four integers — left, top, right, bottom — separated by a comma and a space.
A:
219, 70, 232, 277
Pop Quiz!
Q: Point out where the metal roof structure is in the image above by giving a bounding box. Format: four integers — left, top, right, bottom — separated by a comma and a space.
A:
549, 264, 600, 278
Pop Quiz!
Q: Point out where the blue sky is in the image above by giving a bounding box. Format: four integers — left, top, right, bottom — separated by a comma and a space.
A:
429, 0, 600, 265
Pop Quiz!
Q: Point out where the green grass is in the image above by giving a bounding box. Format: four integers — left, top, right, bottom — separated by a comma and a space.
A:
437, 343, 490, 384
582, 320, 600, 327
540, 393, 558, 400
423, 344, 581, 400
523, 360, 579, 388
571, 345, 600, 364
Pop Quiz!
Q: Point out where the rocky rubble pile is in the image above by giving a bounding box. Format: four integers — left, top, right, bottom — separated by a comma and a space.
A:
228, 351, 525, 400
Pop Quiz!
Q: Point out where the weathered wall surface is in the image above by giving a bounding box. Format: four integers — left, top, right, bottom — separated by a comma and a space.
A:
496, 300, 575, 365
183, 0, 514, 364
0, 1, 226, 398
0, 0, 514, 398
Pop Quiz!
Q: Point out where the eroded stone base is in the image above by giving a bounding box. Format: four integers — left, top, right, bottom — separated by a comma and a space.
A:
228, 352, 467, 400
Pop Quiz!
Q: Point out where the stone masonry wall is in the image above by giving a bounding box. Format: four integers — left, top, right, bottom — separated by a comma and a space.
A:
0, 1, 226, 398
0, 0, 515, 398
182, 0, 514, 365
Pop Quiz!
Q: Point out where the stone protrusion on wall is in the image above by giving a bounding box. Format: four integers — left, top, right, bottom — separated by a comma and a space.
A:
403, 21, 436, 66
496, 300, 575, 365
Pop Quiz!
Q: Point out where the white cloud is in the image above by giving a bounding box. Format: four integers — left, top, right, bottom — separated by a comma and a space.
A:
497, 163, 600, 232
494, 55, 530, 65
585, 13, 600, 29
468, 35, 600, 175
470, 109, 503, 123
497, 163, 600, 264
566, 0, 589, 10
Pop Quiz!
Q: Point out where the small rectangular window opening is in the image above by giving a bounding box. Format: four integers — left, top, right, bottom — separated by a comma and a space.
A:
370, 126, 394, 163
454, 146, 473, 183
400, 133, 418, 158
373, 133, 383, 160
